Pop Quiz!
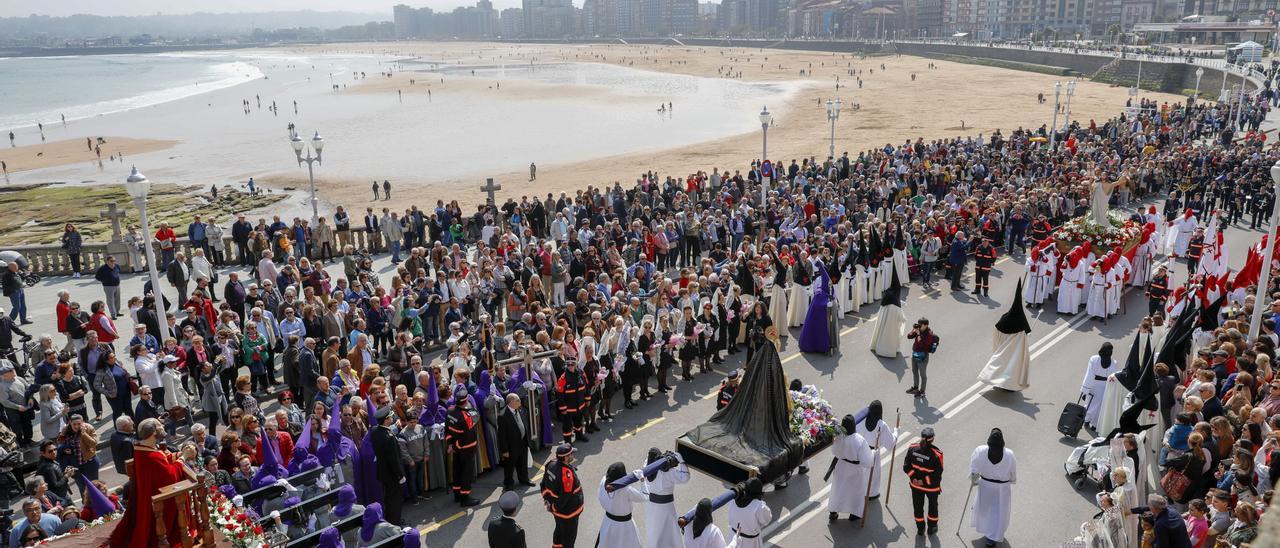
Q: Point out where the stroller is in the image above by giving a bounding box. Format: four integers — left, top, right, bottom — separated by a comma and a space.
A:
1064, 432, 1144, 492
0, 251, 39, 287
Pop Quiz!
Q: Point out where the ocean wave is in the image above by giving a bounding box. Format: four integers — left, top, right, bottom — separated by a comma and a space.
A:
0, 60, 264, 129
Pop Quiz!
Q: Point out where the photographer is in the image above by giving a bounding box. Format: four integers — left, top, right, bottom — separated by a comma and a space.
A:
906, 318, 939, 398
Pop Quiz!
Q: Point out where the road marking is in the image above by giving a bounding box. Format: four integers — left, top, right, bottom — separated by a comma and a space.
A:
935, 381, 986, 416
420, 510, 467, 535
619, 417, 666, 439
530, 462, 546, 483
764, 432, 914, 543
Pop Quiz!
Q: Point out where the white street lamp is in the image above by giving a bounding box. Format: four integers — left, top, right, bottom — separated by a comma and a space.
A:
759, 106, 773, 206
1049, 81, 1062, 148
290, 130, 325, 232
825, 98, 843, 161
1194, 66, 1205, 99
124, 166, 170, 328
1062, 80, 1077, 132
1250, 161, 1280, 341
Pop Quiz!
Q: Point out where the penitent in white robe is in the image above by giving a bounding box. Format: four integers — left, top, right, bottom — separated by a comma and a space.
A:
1085, 269, 1109, 319
787, 281, 811, 328
1024, 252, 1057, 305
768, 278, 788, 339
969, 447, 1017, 543
597, 477, 646, 548
869, 304, 905, 358
976, 330, 1030, 392
1130, 242, 1152, 287
1080, 356, 1116, 426
856, 419, 898, 498
1169, 216, 1197, 256
1096, 374, 1131, 437
827, 432, 874, 517
1057, 261, 1085, 314
644, 458, 690, 548
892, 248, 909, 286
1107, 264, 1127, 316
682, 524, 728, 548
864, 265, 879, 305
851, 265, 867, 309
725, 498, 771, 548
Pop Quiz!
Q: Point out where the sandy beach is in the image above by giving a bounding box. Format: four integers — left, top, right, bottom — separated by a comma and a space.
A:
0, 137, 176, 174
1, 41, 1188, 226
286, 41, 1186, 209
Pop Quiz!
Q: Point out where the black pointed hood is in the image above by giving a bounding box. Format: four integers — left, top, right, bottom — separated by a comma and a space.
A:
1198, 295, 1225, 331
880, 268, 902, 308
857, 231, 870, 268
995, 279, 1032, 335
868, 229, 882, 266
1157, 301, 1199, 373
1115, 333, 1143, 392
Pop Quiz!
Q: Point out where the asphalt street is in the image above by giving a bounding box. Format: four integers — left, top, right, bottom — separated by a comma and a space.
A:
9, 203, 1262, 547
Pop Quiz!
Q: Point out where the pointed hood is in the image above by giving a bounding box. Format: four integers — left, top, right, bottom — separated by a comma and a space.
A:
403, 527, 422, 548
253, 426, 287, 483
334, 484, 357, 517
880, 268, 902, 307
995, 279, 1032, 334
361, 502, 384, 542
1156, 301, 1199, 373
857, 231, 870, 267
1198, 295, 1225, 331
1115, 333, 1143, 392
298, 418, 313, 453
318, 527, 343, 548
83, 475, 116, 518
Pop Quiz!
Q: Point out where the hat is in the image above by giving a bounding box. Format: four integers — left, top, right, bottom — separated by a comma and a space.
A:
555, 443, 576, 458
0, 363, 13, 374
374, 405, 393, 420
498, 491, 523, 513
1212, 349, 1229, 357
920, 427, 936, 439
454, 386, 468, 399
727, 370, 740, 380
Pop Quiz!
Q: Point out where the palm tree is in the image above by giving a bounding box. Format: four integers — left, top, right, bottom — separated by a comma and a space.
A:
1107, 23, 1122, 44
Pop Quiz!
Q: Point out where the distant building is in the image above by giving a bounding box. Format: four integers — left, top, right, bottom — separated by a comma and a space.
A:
500, 7, 526, 36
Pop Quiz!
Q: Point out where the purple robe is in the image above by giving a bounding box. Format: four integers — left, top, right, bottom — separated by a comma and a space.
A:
355, 397, 383, 505
798, 265, 833, 353
510, 366, 555, 445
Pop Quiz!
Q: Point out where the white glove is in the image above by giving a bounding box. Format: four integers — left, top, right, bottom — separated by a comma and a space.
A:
307, 514, 317, 530
269, 510, 281, 521
399, 476, 407, 485
969, 473, 979, 486
523, 381, 536, 390
316, 474, 331, 491
232, 495, 244, 508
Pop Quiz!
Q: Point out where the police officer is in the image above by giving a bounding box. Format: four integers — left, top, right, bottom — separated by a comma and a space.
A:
541, 444, 584, 548
903, 426, 944, 537
972, 238, 997, 297
1146, 265, 1170, 316
556, 358, 589, 444
716, 370, 739, 410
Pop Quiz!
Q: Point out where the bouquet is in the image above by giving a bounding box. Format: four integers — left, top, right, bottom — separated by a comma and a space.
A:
788, 388, 840, 447
209, 490, 268, 548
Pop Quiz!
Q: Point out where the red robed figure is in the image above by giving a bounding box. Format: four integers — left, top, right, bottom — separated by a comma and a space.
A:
108, 445, 190, 547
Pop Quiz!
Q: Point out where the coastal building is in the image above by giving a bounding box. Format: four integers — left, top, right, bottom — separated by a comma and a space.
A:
500, 8, 526, 36
393, 2, 498, 38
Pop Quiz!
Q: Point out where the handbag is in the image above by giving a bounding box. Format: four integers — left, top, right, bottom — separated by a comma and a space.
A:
128, 376, 140, 396
1160, 467, 1191, 501
168, 406, 188, 423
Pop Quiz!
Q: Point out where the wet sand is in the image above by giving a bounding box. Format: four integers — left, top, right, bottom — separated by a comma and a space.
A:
0, 137, 176, 174
285, 41, 1186, 209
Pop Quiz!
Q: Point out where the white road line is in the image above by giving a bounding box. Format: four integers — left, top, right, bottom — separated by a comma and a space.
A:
935, 381, 985, 416
765, 433, 915, 543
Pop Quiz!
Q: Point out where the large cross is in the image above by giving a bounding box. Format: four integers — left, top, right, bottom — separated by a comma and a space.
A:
480, 177, 501, 206
99, 202, 126, 242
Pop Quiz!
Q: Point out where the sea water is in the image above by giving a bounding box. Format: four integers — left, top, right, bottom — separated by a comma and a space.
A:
0, 53, 264, 130
4, 49, 794, 210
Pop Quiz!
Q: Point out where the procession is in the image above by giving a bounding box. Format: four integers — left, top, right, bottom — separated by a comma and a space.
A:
5, 38, 1280, 548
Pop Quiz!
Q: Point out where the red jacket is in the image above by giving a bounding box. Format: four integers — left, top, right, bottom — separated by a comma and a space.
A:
88, 312, 117, 343
56, 300, 71, 333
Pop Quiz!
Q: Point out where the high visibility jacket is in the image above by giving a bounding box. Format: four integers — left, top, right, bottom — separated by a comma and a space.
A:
445, 406, 478, 453
541, 460, 584, 519
557, 369, 588, 414
902, 443, 944, 493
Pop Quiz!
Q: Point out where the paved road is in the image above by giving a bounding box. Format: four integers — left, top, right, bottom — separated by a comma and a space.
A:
396, 209, 1262, 548
11, 206, 1261, 546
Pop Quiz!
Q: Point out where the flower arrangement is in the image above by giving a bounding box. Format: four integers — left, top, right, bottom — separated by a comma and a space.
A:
788, 387, 840, 447
209, 490, 268, 548
1055, 212, 1143, 251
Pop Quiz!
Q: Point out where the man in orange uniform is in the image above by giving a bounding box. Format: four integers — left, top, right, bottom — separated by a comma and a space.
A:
902, 426, 944, 537
541, 444, 584, 548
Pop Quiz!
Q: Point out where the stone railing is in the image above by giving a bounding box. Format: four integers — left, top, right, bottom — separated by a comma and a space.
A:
12, 230, 388, 277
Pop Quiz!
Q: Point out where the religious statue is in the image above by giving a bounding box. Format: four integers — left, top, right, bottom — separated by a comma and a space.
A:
1089, 173, 1131, 226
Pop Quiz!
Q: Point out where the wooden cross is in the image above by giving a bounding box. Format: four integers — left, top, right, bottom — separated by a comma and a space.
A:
99, 202, 126, 242
481, 177, 502, 205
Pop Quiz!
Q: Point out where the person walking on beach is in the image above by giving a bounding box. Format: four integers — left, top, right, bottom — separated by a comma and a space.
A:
372, 181, 380, 201
530, 163, 537, 181
383, 180, 391, 200
86, 138, 92, 151
9, 132, 14, 148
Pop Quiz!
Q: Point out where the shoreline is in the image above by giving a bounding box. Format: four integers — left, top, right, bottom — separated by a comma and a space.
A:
0, 137, 178, 175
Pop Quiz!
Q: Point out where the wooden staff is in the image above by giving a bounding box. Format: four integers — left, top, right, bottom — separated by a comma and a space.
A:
883, 409, 903, 502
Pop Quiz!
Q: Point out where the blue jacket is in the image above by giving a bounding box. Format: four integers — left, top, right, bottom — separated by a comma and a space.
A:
948, 238, 969, 265
94, 263, 121, 287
